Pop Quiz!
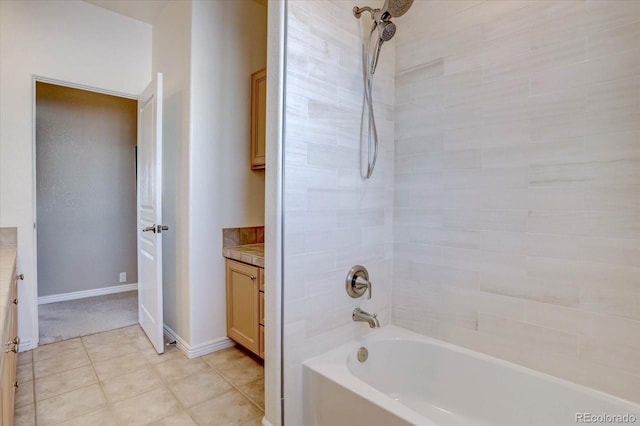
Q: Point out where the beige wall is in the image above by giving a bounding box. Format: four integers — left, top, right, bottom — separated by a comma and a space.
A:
152, 0, 193, 345
189, 0, 267, 347
152, 0, 267, 350
36, 82, 137, 296
393, 0, 640, 403
282, 1, 395, 423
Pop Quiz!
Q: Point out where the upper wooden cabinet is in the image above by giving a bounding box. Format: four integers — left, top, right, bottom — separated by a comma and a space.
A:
250, 68, 266, 170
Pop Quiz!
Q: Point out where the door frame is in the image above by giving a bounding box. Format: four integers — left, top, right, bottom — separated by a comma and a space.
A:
30, 75, 138, 349
265, 0, 286, 424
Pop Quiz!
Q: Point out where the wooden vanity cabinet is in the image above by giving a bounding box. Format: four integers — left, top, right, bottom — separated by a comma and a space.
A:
258, 267, 265, 358
226, 259, 261, 356
250, 68, 266, 170
0, 262, 18, 426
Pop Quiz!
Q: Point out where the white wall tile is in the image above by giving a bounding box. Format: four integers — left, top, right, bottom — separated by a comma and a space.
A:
284, 0, 640, 413
283, 1, 395, 424
393, 0, 640, 404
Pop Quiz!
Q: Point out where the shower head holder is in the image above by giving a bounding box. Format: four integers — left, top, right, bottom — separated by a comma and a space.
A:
353, 6, 376, 19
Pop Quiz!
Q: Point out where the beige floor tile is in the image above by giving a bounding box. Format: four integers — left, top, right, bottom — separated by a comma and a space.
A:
30, 326, 267, 426
189, 389, 263, 426
101, 366, 164, 403
33, 338, 84, 362
201, 346, 245, 368
142, 344, 186, 365
14, 403, 35, 426
15, 379, 34, 408
154, 357, 212, 382
112, 387, 181, 426
36, 383, 107, 425
168, 371, 234, 408
93, 351, 149, 381
18, 350, 33, 366
81, 327, 134, 349
130, 332, 157, 350
213, 354, 263, 387
35, 365, 97, 401
238, 377, 265, 410
80, 326, 145, 352
34, 347, 90, 378
17, 362, 33, 383
56, 407, 119, 426
246, 415, 265, 426
149, 410, 198, 425
86, 339, 140, 364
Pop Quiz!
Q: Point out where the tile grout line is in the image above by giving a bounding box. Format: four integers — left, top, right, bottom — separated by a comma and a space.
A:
29, 352, 38, 426
80, 333, 119, 425
150, 350, 207, 425
203, 358, 265, 415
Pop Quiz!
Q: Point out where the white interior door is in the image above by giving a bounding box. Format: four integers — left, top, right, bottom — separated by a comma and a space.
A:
137, 72, 164, 354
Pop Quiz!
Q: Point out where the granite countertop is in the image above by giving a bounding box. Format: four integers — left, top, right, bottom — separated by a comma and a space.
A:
223, 243, 264, 268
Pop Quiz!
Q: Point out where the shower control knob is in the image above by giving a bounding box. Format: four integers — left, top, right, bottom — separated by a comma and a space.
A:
346, 265, 372, 299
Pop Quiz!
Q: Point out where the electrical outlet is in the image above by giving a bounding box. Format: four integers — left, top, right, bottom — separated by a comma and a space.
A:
119, 272, 127, 283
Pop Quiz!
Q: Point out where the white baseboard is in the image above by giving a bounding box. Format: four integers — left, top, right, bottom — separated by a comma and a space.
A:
18, 339, 36, 352
38, 283, 138, 304
163, 324, 235, 359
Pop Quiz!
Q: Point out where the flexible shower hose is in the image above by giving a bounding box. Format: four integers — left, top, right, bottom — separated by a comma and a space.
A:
361, 23, 379, 179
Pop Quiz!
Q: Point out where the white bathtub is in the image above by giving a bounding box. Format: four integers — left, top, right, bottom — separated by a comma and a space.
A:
303, 325, 640, 426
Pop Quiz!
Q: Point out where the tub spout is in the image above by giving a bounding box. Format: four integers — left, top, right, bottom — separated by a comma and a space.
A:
353, 308, 380, 328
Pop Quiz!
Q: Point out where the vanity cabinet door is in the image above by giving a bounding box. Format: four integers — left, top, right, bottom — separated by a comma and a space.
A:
250, 68, 267, 170
0, 267, 18, 426
225, 260, 260, 355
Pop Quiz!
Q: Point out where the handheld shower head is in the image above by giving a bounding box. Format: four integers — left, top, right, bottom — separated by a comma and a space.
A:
378, 20, 397, 41
370, 20, 396, 74
354, 0, 414, 178
383, 0, 414, 17
354, 0, 414, 20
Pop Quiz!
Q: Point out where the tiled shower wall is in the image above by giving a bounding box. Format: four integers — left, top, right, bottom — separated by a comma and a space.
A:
283, 1, 395, 423
393, 0, 640, 402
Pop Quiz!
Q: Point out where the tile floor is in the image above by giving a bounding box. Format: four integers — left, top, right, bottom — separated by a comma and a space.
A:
14, 325, 264, 425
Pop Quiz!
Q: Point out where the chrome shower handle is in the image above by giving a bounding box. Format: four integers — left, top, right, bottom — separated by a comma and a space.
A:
354, 276, 372, 299
346, 265, 372, 299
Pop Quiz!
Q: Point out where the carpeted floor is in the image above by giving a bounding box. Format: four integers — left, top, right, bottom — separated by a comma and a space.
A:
38, 290, 138, 345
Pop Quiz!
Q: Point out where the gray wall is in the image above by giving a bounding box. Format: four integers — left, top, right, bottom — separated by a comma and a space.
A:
36, 82, 138, 297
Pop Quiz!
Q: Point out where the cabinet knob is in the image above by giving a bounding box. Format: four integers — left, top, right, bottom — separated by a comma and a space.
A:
6, 336, 20, 346
4, 346, 17, 353
12, 298, 18, 305
16, 273, 24, 281
14, 382, 18, 388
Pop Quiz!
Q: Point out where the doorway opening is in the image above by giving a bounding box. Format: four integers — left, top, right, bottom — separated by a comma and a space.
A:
35, 81, 138, 344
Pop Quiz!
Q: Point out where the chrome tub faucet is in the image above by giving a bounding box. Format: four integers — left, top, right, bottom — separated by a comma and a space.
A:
353, 308, 380, 328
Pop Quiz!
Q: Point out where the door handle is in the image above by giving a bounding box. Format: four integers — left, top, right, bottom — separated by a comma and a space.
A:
143, 225, 169, 233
